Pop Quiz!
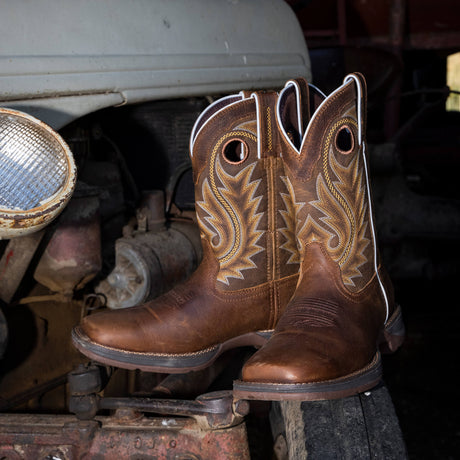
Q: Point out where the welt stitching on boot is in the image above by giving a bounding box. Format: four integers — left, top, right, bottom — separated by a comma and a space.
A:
71, 90, 300, 373
233, 73, 405, 401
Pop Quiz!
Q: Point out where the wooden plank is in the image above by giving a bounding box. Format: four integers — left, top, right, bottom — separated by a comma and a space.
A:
271, 383, 408, 459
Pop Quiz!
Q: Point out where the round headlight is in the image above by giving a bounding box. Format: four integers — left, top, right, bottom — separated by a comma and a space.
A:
0, 108, 76, 238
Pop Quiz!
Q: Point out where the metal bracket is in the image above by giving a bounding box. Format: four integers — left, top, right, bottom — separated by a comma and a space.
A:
68, 363, 249, 430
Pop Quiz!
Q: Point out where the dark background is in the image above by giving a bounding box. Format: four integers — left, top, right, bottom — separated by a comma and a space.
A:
287, 0, 460, 458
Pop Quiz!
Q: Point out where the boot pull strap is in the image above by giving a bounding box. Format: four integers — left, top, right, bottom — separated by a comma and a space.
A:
190, 94, 243, 157
285, 77, 311, 135
239, 90, 253, 99
277, 77, 311, 153
343, 73, 367, 146
251, 91, 279, 159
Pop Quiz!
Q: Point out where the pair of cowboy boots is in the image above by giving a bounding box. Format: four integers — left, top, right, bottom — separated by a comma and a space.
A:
72, 73, 405, 401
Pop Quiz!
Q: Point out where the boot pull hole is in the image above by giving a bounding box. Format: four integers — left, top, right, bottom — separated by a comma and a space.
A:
335, 125, 354, 154
222, 139, 249, 164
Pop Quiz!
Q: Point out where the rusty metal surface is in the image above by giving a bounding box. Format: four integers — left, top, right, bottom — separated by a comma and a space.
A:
34, 194, 102, 293
0, 413, 250, 460
0, 229, 45, 303
69, 392, 249, 431
67, 365, 248, 430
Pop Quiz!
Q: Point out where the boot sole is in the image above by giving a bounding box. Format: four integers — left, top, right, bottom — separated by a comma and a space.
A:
233, 306, 405, 401
233, 352, 383, 401
71, 326, 272, 373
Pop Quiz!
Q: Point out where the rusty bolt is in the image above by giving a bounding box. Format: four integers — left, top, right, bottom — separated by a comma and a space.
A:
68, 364, 102, 395
233, 399, 250, 417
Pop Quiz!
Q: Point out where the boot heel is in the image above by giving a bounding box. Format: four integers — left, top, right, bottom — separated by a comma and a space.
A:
380, 305, 405, 354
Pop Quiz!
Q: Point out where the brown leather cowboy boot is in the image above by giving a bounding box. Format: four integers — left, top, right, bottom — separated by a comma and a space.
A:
234, 73, 405, 400
72, 90, 300, 373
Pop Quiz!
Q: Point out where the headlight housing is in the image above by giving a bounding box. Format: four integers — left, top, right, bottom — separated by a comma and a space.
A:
0, 108, 76, 238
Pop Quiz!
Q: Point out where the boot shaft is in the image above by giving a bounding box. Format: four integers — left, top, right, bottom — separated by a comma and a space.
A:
276, 74, 389, 308
190, 91, 299, 291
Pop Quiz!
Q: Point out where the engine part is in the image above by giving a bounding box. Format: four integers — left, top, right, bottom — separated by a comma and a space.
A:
96, 222, 201, 309
33, 189, 102, 293
0, 412, 250, 460
0, 229, 46, 303
69, 390, 249, 430
0, 108, 76, 238
68, 363, 248, 429
96, 191, 201, 309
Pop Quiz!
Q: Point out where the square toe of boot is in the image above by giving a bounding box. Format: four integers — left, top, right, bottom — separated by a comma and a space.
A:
79, 311, 135, 349
242, 360, 306, 384
241, 349, 326, 384
241, 345, 345, 384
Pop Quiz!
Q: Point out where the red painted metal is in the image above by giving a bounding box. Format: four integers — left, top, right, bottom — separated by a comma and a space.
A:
0, 413, 250, 460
